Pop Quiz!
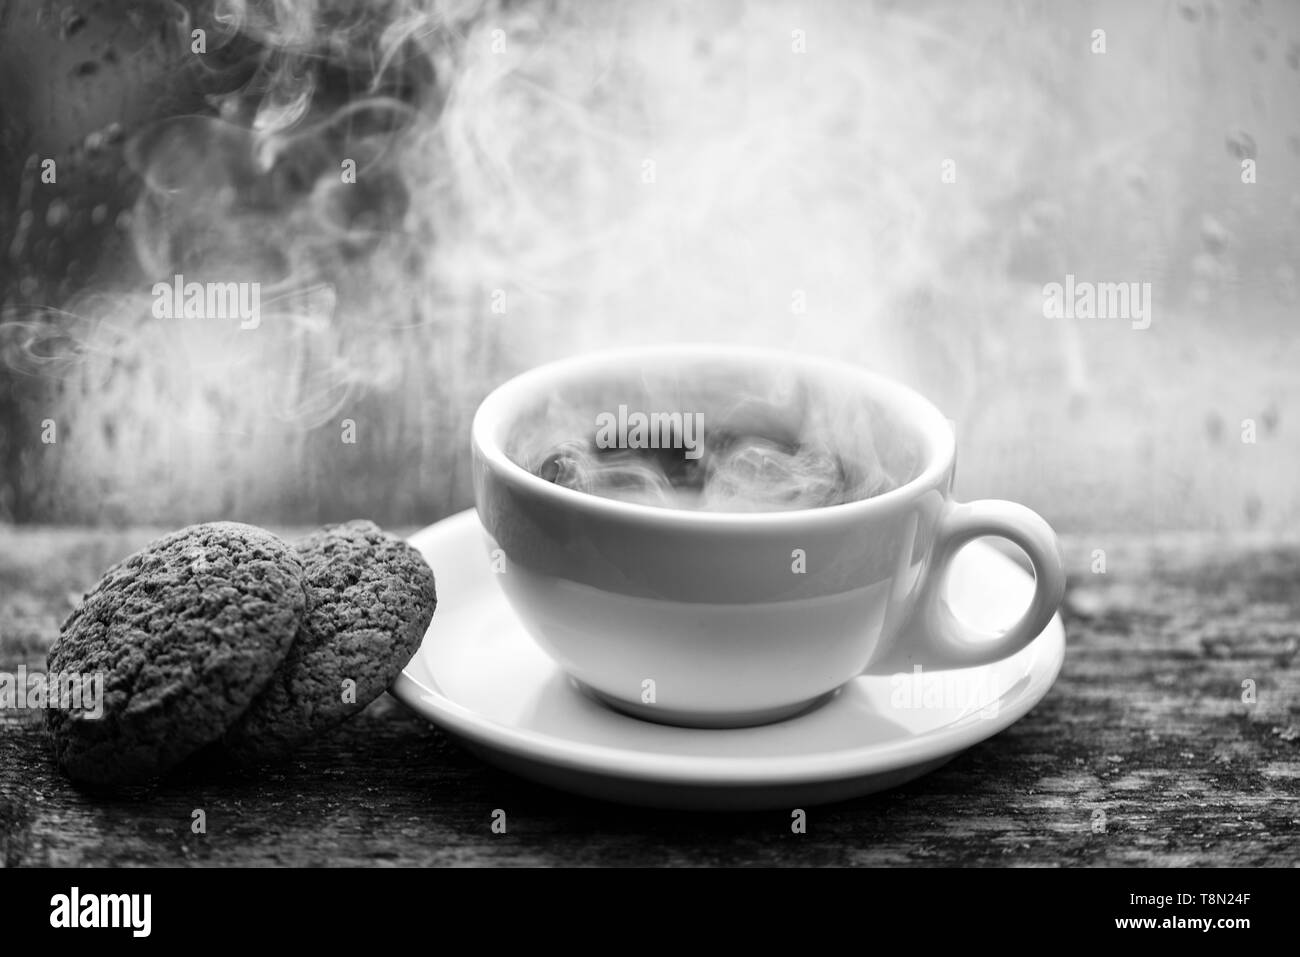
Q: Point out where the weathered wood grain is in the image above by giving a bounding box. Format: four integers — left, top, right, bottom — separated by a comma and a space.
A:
1, 527, 1297, 866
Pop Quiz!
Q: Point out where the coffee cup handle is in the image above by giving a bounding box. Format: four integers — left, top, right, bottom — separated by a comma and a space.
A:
909, 499, 1066, 669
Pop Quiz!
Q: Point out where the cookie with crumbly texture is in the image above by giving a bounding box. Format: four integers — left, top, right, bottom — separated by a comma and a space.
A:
46, 522, 306, 786
220, 520, 437, 762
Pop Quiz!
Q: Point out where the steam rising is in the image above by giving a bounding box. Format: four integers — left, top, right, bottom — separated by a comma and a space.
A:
3, 0, 1057, 522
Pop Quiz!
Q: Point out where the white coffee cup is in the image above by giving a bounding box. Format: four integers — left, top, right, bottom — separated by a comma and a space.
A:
471, 345, 1065, 728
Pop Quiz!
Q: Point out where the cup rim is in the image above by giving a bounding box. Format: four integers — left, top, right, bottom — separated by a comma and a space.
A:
471, 344, 955, 528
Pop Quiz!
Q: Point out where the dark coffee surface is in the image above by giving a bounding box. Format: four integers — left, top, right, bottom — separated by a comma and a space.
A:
516, 371, 919, 511
534, 433, 870, 511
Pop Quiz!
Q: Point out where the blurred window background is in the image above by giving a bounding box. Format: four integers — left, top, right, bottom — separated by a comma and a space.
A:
1, 0, 1296, 534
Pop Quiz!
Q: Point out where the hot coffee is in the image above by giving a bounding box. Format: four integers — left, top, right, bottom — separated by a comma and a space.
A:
473, 346, 1066, 728
512, 369, 918, 512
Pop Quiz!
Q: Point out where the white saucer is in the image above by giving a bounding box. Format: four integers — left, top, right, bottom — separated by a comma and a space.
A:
393, 509, 1066, 810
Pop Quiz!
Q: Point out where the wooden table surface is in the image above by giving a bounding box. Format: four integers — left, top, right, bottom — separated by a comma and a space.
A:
1, 526, 1297, 867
